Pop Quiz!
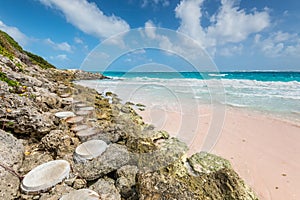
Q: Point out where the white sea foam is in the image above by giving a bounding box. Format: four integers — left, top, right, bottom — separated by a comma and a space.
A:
76, 77, 300, 121
208, 73, 228, 77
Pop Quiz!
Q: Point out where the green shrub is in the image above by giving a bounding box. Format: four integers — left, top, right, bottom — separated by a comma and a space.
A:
0, 71, 20, 87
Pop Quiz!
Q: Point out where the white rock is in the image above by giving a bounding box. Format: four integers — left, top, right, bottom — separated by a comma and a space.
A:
76, 110, 91, 116
21, 160, 70, 194
65, 116, 84, 124
55, 111, 75, 119
60, 93, 71, 98
79, 106, 94, 111
75, 140, 108, 160
60, 189, 99, 200
76, 103, 88, 108
76, 128, 98, 138
70, 124, 90, 132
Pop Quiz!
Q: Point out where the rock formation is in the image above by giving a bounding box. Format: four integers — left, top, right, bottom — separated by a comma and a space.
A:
0, 30, 259, 199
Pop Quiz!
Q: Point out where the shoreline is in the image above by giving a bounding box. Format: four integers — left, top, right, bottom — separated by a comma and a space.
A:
136, 105, 300, 200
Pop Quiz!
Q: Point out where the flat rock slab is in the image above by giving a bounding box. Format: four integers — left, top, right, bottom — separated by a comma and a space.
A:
79, 106, 94, 111
65, 116, 84, 124
60, 189, 99, 200
74, 140, 108, 161
55, 111, 75, 119
76, 128, 99, 140
60, 93, 71, 98
76, 110, 91, 116
70, 124, 90, 132
21, 160, 70, 194
76, 103, 88, 108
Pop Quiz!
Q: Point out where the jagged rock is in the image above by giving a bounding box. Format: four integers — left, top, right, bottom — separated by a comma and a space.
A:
72, 70, 107, 80
73, 144, 130, 180
0, 95, 56, 136
13, 108, 55, 136
137, 152, 259, 200
0, 130, 24, 199
38, 183, 75, 200
89, 177, 121, 200
60, 189, 99, 200
116, 165, 138, 198
187, 152, 232, 174
20, 152, 54, 174
72, 178, 87, 189
41, 130, 79, 156
33, 87, 61, 110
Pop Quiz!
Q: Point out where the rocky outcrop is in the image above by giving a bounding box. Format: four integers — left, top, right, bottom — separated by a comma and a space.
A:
137, 152, 258, 200
0, 31, 259, 200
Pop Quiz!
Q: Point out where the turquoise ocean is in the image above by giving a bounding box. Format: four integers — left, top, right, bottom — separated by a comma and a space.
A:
78, 71, 300, 123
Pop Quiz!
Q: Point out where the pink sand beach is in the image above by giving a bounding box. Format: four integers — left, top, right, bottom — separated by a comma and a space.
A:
137, 106, 300, 200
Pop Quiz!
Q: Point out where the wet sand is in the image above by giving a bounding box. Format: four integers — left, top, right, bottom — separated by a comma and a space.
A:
137, 105, 300, 200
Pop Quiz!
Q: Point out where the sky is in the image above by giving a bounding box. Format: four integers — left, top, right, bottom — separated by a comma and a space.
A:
0, 0, 299, 71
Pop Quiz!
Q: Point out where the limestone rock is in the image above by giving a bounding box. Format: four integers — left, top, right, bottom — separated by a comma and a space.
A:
74, 144, 130, 180
41, 130, 79, 156
89, 177, 121, 200
187, 151, 232, 174
0, 130, 24, 199
116, 165, 138, 198
137, 152, 259, 200
60, 189, 99, 200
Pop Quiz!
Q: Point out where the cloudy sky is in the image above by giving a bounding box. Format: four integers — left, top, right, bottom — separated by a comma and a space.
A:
0, 0, 299, 71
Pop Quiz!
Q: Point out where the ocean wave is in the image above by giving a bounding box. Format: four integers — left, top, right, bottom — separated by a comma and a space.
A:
208, 73, 228, 77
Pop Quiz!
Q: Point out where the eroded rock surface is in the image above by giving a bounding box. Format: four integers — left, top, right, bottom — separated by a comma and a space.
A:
0, 130, 24, 199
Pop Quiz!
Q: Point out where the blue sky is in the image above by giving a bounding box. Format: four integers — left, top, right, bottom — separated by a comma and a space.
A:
0, 0, 299, 71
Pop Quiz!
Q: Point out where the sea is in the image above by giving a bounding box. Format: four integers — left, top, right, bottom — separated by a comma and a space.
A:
76, 71, 300, 124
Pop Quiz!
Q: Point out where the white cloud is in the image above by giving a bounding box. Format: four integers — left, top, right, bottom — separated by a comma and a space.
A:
175, 0, 206, 47
45, 38, 72, 52
254, 32, 300, 57
142, 0, 170, 8
0, 20, 28, 46
74, 37, 83, 44
219, 44, 243, 56
175, 0, 270, 54
142, 21, 206, 61
144, 20, 157, 39
207, 0, 270, 45
39, 0, 130, 39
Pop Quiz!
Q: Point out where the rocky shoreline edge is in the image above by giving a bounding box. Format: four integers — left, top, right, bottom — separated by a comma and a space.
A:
0, 30, 258, 200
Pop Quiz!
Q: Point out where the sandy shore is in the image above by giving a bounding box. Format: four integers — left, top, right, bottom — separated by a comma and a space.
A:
137, 105, 300, 200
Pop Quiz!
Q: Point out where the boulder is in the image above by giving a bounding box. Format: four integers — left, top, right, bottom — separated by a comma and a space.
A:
116, 165, 138, 198
89, 177, 121, 200
73, 144, 130, 180
0, 130, 24, 199
137, 152, 259, 200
